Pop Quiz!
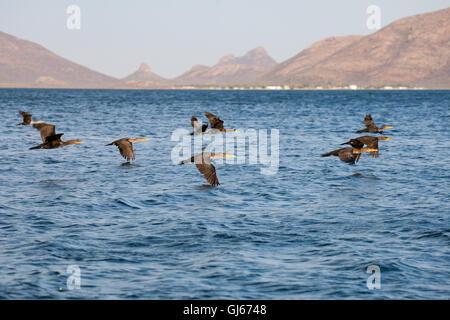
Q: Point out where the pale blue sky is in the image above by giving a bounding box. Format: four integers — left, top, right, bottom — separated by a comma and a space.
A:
0, 0, 448, 78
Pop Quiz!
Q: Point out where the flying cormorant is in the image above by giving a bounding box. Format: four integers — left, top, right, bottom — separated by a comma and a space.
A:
357, 114, 393, 134
321, 147, 378, 164
179, 152, 235, 186
30, 124, 83, 149
340, 136, 391, 158
204, 112, 238, 133
107, 138, 148, 163
18, 111, 44, 126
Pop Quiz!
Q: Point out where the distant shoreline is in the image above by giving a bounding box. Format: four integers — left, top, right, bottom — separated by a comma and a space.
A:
1, 85, 448, 90
0, 87, 448, 91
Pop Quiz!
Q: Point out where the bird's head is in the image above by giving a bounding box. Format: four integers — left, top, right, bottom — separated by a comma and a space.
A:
340, 139, 360, 146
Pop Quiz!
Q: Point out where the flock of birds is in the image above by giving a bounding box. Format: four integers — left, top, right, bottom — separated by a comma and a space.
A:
321, 114, 393, 163
17, 111, 237, 186
17, 111, 392, 186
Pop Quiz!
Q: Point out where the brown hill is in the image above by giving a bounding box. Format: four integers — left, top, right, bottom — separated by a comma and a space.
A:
173, 47, 277, 85
117, 63, 169, 89
259, 35, 363, 85
0, 31, 117, 87
260, 7, 450, 88
121, 63, 167, 83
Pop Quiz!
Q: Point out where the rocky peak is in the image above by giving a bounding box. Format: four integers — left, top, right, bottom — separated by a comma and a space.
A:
238, 47, 277, 69
138, 63, 152, 73
217, 54, 236, 65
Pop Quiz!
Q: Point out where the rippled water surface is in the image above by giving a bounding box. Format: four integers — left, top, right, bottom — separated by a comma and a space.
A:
0, 89, 449, 299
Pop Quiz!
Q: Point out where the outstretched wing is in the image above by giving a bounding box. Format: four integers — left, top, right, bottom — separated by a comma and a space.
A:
365, 140, 379, 158
357, 114, 377, 133
45, 133, 64, 143
111, 139, 135, 161
33, 123, 56, 142
364, 114, 375, 128
195, 162, 219, 186
191, 116, 206, 132
19, 111, 32, 124
355, 136, 379, 158
205, 112, 224, 130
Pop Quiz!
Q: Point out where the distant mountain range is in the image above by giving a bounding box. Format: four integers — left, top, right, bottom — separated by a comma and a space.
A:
0, 7, 448, 89
259, 7, 450, 88
172, 47, 277, 85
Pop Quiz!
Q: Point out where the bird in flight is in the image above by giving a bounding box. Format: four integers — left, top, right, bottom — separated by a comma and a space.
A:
18, 111, 44, 126
30, 123, 83, 149
107, 138, 149, 164
340, 136, 391, 158
357, 114, 393, 134
179, 152, 235, 186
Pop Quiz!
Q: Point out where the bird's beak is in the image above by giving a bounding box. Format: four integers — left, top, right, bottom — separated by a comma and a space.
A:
142, 138, 149, 141
225, 154, 235, 158
233, 129, 239, 133
386, 126, 393, 129
385, 137, 392, 140
369, 149, 378, 152
76, 141, 84, 144
340, 141, 350, 145
36, 120, 45, 123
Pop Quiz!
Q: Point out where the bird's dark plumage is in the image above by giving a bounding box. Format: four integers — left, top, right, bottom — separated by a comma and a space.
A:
18, 111, 32, 125
321, 147, 377, 164
107, 138, 148, 162
18, 111, 44, 126
341, 136, 391, 158
204, 112, 224, 130
357, 114, 392, 134
321, 147, 359, 163
179, 152, 234, 186
107, 138, 135, 161
30, 123, 82, 149
33, 123, 56, 143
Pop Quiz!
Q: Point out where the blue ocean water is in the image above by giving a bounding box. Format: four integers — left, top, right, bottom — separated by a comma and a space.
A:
0, 89, 449, 299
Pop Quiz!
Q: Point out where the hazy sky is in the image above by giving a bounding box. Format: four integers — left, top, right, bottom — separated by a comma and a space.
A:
0, 0, 448, 78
